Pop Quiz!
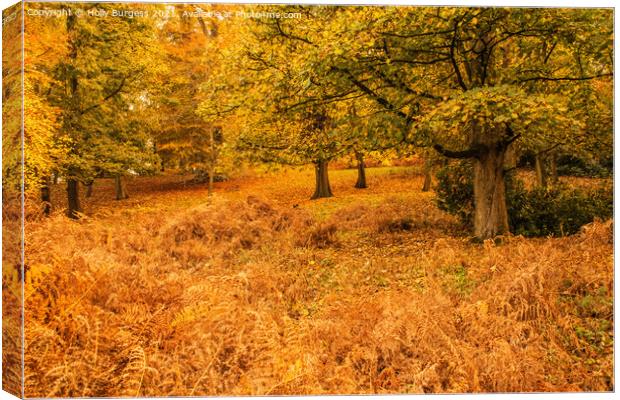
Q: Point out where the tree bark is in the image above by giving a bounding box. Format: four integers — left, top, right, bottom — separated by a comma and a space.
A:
207, 163, 215, 197
85, 180, 93, 198
311, 160, 333, 199
114, 175, 128, 200
435, 136, 511, 239
207, 128, 215, 197
422, 158, 432, 192
504, 144, 517, 171
534, 154, 548, 188
354, 152, 367, 189
41, 176, 51, 216
65, 15, 82, 221
66, 178, 82, 219
549, 152, 558, 184
473, 145, 510, 239
467, 122, 511, 240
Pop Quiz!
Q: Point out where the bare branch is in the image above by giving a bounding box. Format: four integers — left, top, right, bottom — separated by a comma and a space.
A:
449, 24, 469, 91
80, 76, 127, 115
517, 72, 612, 83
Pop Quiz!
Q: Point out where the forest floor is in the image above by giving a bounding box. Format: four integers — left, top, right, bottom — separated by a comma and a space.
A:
21, 166, 613, 396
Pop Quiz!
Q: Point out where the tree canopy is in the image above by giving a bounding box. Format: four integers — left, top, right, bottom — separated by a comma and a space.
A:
11, 3, 612, 237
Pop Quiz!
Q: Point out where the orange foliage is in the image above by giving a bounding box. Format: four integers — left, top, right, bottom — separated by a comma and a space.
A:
22, 167, 613, 396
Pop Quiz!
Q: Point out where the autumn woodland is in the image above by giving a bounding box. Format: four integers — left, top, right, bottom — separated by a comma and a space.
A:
1, 2, 614, 397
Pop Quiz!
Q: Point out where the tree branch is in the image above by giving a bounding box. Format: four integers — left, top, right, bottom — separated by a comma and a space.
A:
274, 19, 315, 46
80, 76, 127, 115
501, 124, 522, 148
372, 67, 442, 100
517, 72, 612, 83
449, 24, 468, 91
380, 29, 453, 38
332, 66, 411, 123
433, 143, 484, 159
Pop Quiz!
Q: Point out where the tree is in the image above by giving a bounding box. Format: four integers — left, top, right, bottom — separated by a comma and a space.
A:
153, 4, 232, 196
21, 14, 65, 215
422, 85, 580, 237
2, 4, 24, 197
412, 9, 610, 237
342, 100, 410, 190
256, 7, 612, 238
41, 4, 159, 217
236, 103, 348, 199
89, 98, 160, 200
194, 6, 246, 197
231, 6, 398, 199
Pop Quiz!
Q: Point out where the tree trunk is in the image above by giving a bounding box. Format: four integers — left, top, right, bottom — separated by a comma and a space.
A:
207, 164, 215, 197
85, 181, 93, 198
504, 144, 517, 171
66, 178, 82, 219
422, 158, 432, 192
473, 145, 509, 239
549, 152, 558, 184
534, 154, 548, 188
52, 173, 59, 185
311, 160, 333, 199
114, 175, 128, 200
208, 128, 215, 197
354, 152, 367, 189
41, 176, 51, 216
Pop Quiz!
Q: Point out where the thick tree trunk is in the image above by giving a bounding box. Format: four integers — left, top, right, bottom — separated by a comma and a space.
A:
422, 158, 432, 192
41, 176, 51, 216
354, 152, 367, 189
311, 160, 333, 199
534, 154, 548, 188
473, 145, 509, 240
66, 179, 82, 219
114, 175, 128, 200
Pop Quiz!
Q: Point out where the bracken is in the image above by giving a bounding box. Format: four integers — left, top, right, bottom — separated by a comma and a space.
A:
18, 169, 613, 396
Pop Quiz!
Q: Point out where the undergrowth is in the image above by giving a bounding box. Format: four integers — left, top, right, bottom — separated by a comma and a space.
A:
15, 168, 614, 396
